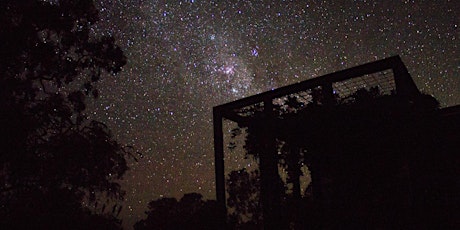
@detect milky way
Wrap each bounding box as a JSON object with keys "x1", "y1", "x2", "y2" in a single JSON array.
[{"x1": 85, "y1": 1, "x2": 458, "y2": 228}]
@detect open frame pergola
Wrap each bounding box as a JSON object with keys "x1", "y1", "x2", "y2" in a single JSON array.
[{"x1": 213, "y1": 56, "x2": 421, "y2": 228}]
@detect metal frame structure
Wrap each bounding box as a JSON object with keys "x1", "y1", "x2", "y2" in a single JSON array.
[{"x1": 213, "y1": 56, "x2": 421, "y2": 228}]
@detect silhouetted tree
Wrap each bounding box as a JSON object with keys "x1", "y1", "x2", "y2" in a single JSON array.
[
  {"x1": 225, "y1": 167, "x2": 290, "y2": 230},
  {"x1": 134, "y1": 193, "x2": 220, "y2": 230},
  {"x1": 232, "y1": 84, "x2": 447, "y2": 229},
  {"x1": 0, "y1": 0, "x2": 133, "y2": 229},
  {"x1": 226, "y1": 169, "x2": 262, "y2": 229}
]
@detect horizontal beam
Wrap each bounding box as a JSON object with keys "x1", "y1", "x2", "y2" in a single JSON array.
[{"x1": 215, "y1": 56, "x2": 418, "y2": 119}]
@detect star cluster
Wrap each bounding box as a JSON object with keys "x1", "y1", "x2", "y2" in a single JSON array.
[{"x1": 86, "y1": 0, "x2": 458, "y2": 228}]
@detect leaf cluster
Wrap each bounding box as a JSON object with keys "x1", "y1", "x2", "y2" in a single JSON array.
[
  {"x1": 0, "y1": 0, "x2": 132, "y2": 228},
  {"x1": 134, "y1": 193, "x2": 220, "y2": 230}
]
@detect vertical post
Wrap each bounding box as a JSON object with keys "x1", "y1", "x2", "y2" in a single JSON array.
[
  {"x1": 392, "y1": 56, "x2": 420, "y2": 99},
  {"x1": 322, "y1": 82, "x2": 334, "y2": 106},
  {"x1": 213, "y1": 107, "x2": 227, "y2": 228},
  {"x1": 290, "y1": 147, "x2": 301, "y2": 229},
  {"x1": 259, "y1": 98, "x2": 282, "y2": 229}
]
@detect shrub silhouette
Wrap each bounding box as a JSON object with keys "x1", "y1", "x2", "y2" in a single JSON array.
[{"x1": 0, "y1": 0, "x2": 134, "y2": 228}]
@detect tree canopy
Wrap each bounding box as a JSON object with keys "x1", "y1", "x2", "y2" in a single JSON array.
[
  {"x1": 229, "y1": 86, "x2": 449, "y2": 229},
  {"x1": 134, "y1": 193, "x2": 220, "y2": 230},
  {"x1": 0, "y1": 0, "x2": 132, "y2": 228}
]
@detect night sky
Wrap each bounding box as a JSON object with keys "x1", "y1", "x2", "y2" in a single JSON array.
[{"x1": 86, "y1": 0, "x2": 458, "y2": 228}]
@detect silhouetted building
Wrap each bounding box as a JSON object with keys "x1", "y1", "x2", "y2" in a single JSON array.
[{"x1": 214, "y1": 56, "x2": 459, "y2": 229}]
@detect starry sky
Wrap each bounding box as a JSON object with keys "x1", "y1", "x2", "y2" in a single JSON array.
[{"x1": 86, "y1": 0, "x2": 458, "y2": 228}]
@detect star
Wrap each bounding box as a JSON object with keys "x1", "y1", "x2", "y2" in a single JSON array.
[{"x1": 91, "y1": 1, "x2": 459, "y2": 228}]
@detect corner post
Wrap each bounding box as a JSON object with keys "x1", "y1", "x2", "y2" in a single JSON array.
[{"x1": 213, "y1": 107, "x2": 227, "y2": 228}]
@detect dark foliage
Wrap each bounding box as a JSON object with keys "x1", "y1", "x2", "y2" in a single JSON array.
[
  {"x1": 226, "y1": 169, "x2": 262, "y2": 229},
  {"x1": 231, "y1": 86, "x2": 459, "y2": 229},
  {"x1": 0, "y1": 0, "x2": 132, "y2": 228},
  {"x1": 134, "y1": 193, "x2": 221, "y2": 230}
]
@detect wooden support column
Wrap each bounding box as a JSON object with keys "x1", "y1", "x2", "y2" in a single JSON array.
[
  {"x1": 392, "y1": 56, "x2": 420, "y2": 99},
  {"x1": 259, "y1": 98, "x2": 283, "y2": 229},
  {"x1": 322, "y1": 82, "x2": 334, "y2": 106},
  {"x1": 213, "y1": 107, "x2": 227, "y2": 228}
]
